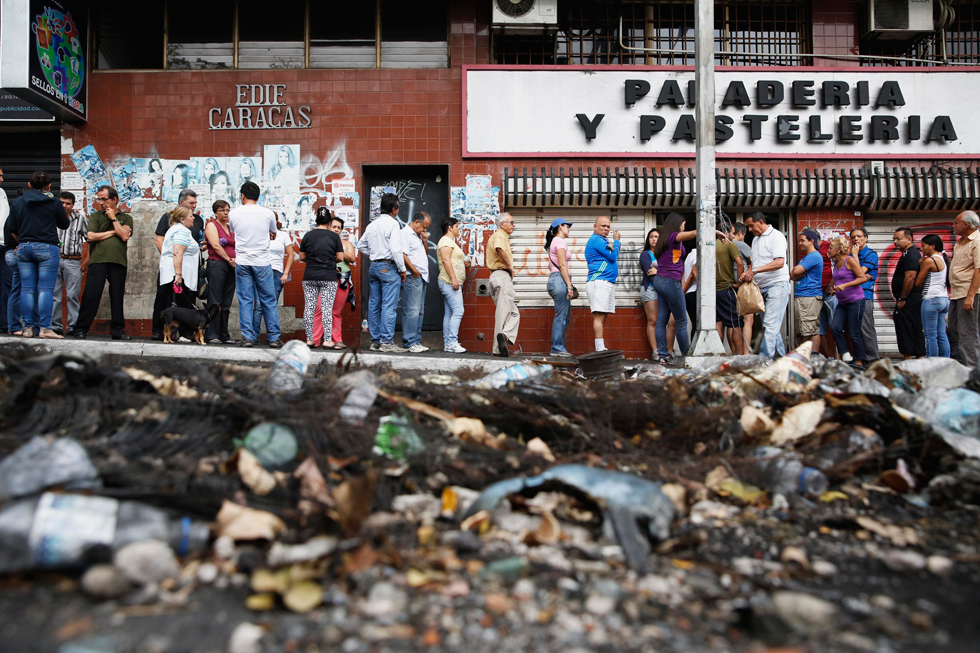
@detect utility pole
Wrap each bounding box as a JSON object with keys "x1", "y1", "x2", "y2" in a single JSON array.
[{"x1": 689, "y1": 0, "x2": 726, "y2": 357}]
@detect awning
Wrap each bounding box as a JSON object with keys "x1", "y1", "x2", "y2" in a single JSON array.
[{"x1": 502, "y1": 165, "x2": 980, "y2": 212}]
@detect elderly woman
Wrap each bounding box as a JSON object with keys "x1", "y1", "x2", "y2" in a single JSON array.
[
  {"x1": 300, "y1": 209, "x2": 345, "y2": 349},
  {"x1": 828, "y1": 236, "x2": 867, "y2": 366},
  {"x1": 159, "y1": 206, "x2": 201, "y2": 339},
  {"x1": 205, "y1": 199, "x2": 235, "y2": 344},
  {"x1": 438, "y1": 217, "x2": 468, "y2": 353}
]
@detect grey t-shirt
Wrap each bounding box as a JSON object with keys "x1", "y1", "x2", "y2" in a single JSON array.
[{"x1": 735, "y1": 240, "x2": 752, "y2": 267}]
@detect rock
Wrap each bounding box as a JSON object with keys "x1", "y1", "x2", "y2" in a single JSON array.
[
  {"x1": 780, "y1": 546, "x2": 810, "y2": 570},
  {"x1": 557, "y1": 578, "x2": 581, "y2": 593},
  {"x1": 197, "y1": 563, "x2": 219, "y2": 585},
  {"x1": 114, "y1": 540, "x2": 180, "y2": 585},
  {"x1": 773, "y1": 591, "x2": 839, "y2": 634},
  {"x1": 870, "y1": 594, "x2": 896, "y2": 611},
  {"x1": 584, "y1": 594, "x2": 616, "y2": 616},
  {"x1": 360, "y1": 624, "x2": 416, "y2": 641},
  {"x1": 442, "y1": 579, "x2": 470, "y2": 598},
  {"x1": 882, "y1": 550, "x2": 927, "y2": 572},
  {"x1": 689, "y1": 500, "x2": 739, "y2": 525},
  {"x1": 909, "y1": 611, "x2": 934, "y2": 631},
  {"x1": 213, "y1": 535, "x2": 236, "y2": 561},
  {"x1": 812, "y1": 560, "x2": 838, "y2": 577},
  {"x1": 591, "y1": 578, "x2": 623, "y2": 600},
  {"x1": 512, "y1": 579, "x2": 536, "y2": 601},
  {"x1": 391, "y1": 494, "x2": 441, "y2": 521},
  {"x1": 926, "y1": 555, "x2": 954, "y2": 578},
  {"x1": 358, "y1": 582, "x2": 407, "y2": 618},
  {"x1": 441, "y1": 530, "x2": 482, "y2": 553},
  {"x1": 484, "y1": 592, "x2": 514, "y2": 614},
  {"x1": 227, "y1": 622, "x2": 265, "y2": 653},
  {"x1": 81, "y1": 564, "x2": 132, "y2": 600}
]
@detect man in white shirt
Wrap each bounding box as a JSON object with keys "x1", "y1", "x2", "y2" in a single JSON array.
[
  {"x1": 400, "y1": 211, "x2": 431, "y2": 353},
  {"x1": 357, "y1": 193, "x2": 406, "y2": 352},
  {"x1": 229, "y1": 181, "x2": 282, "y2": 348},
  {"x1": 739, "y1": 212, "x2": 791, "y2": 358},
  {"x1": 0, "y1": 166, "x2": 11, "y2": 333}
]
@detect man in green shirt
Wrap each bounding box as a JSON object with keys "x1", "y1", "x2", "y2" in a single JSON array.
[
  {"x1": 716, "y1": 223, "x2": 746, "y2": 354},
  {"x1": 73, "y1": 185, "x2": 134, "y2": 340}
]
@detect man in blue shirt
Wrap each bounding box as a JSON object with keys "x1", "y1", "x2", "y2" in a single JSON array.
[
  {"x1": 791, "y1": 229, "x2": 824, "y2": 351},
  {"x1": 585, "y1": 216, "x2": 621, "y2": 352},
  {"x1": 850, "y1": 228, "x2": 879, "y2": 362}
]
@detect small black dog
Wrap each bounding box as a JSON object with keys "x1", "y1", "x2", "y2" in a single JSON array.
[{"x1": 161, "y1": 304, "x2": 222, "y2": 345}]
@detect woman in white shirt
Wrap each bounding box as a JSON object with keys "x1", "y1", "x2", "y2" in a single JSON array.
[
  {"x1": 252, "y1": 213, "x2": 294, "y2": 339},
  {"x1": 158, "y1": 206, "x2": 201, "y2": 339}
]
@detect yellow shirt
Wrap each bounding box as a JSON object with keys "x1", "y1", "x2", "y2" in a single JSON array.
[
  {"x1": 486, "y1": 229, "x2": 511, "y2": 271},
  {"x1": 438, "y1": 236, "x2": 466, "y2": 284},
  {"x1": 951, "y1": 230, "x2": 980, "y2": 300}
]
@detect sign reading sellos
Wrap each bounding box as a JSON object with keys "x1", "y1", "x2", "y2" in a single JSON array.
[{"x1": 464, "y1": 67, "x2": 979, "y2": 159}]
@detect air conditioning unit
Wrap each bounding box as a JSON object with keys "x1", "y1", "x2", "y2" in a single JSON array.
[
  {"x1": 492, "y1": 0, "x2": 558, "y2": 28},
  {"x1": 866, "y1": 0, "x2": 934, "y2": 40}
]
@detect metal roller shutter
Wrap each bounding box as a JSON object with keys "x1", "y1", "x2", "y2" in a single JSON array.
[
  {"x1": 0, "y1": 130, "x2": 61, "y2": 197},
  {"x1": 509, "y1": 209, "x2": 652, "y2": 309},
  {"x1": 864, "y1": 215, "x2": 957, "y2": 356}
]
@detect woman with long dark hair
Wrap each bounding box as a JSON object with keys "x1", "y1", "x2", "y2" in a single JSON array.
[
  {"x1": 545, "y1": 218, "x2": 574, "y2": 357},
  {"x1": 915, "y1": 234, "x2": 950, "y2": 357},
  {"x1": 652, "y1": 212, "x2": 697, "y2": 362},
  {"x1": 639, "y1": 228, "x2": 675, "y2": 357}
]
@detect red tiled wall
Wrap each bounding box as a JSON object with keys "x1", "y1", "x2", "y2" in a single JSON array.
[{"x1": 812, "y1": 0, "x2": 861, "y2": 67}]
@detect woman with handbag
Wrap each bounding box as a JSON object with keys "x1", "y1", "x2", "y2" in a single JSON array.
[
  {"x1": 158, "y1": 206, "x2": 201, "y2": 340},
  {"x1": 652, "y1": 213, "x2": 697, "y2": 363},
  {"x1": 204, "y1": 200, "x2": 236, "y2": 344},
  {"x1": 828, "y1": 236, "x2": 868, "y2": 366},
  {"x1": 545, "y1": 218, "x2": 575, "y2": 357}
]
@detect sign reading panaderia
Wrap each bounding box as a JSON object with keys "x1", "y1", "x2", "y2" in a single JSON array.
[
  {"x1": 464, "y1": 68, "x2": 976, "y2": 158},
  {"x1": 209, "y1": 85, "x2": 312, "y2": 130}
]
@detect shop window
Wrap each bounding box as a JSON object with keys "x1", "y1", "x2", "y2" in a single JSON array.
[
  {"x1": 862, "y1": 0, "x2": 980, "y2": 65},
  {"x1": 237, "y1": 0, "x2": 305, "y2": 69},
  {"x1": 380, "y1": 0, "x2": 449, "y2": 68},
  {"x1": 96, "y1": 1, "x2": 164, "y2": 69},
  {"x1": 309, "y1": 2, "x2": 376, "y2": 68},
  {"x1": 166, "y1": 0, "x2": 234, "y2": 69},
  {"x1": 493, "y1": 0, "x2": 810, "y2": 66}
]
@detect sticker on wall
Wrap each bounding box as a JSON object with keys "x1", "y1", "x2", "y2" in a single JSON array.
[
  {"x1": 70, "y1": 145, "x2": 108, "y2": 186},
  {"x1": 263, "y1": 145, "x2": 300, "y2": 195},
  {"x1": 331, "y1": 178, "x2": 355, "y2": 195},
  {"x1": 369, "y1": 186, "x2": 397, "y2": 220},
  {"x1": 333, "y1": 206, "x2": 358, "y2": 230},
  {"x1": 110, "y1": 161, "x2": 143, "y2": 204},
  {"x1": 189, "y1": 184, "x2": 212, "y2": 217},
  {"x1": 61, "y1": 172, "x2": 83, "y2": 191}
]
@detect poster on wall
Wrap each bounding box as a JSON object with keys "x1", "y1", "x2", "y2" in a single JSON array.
[
  {"x1": 110, "y1": 161, "x2": 143, "y2": 203},
  {"x1": 225, "y1": 156, "x2": 261, "y2": 197},
  {"x1": 163, "y1": 160, "x2": 197, "y2": 202},
  {"x1": 450, "y1": 174, "x2": 500, "y2": 266},
  {"x1": 263, "y1": 145, "x2": 300, "y2": 195},
  {"x1": 70, "y1": 145, "x2": 108, "y2": 186},
  {"x1": 190, "y1": 157, "x2": 225, "y2": 186},
  {"x1": 130, "y1": 157, "x2": 165, "y2": 199}
]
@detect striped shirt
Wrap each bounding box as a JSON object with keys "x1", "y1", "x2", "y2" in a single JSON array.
[{"x1": 58, "y1": 210, "x2": 88, "y2": 257}]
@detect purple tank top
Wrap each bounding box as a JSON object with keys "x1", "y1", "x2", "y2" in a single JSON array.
[{"x1": 833, "y1": 256, "x2": 864, "y2": 304}]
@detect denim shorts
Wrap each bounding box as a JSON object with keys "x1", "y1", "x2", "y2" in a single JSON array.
[{"x1": 640, "y1": 285, "x2": 658, "y2": 303}]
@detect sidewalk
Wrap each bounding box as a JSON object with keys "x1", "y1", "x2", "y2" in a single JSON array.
[{"x1": 0, "y1": 333, "x2": 528, "y2": 374}]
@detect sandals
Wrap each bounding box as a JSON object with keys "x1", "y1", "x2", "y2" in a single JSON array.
[
  {"x1": 207, "y1": 338, "x2": 222, "y2": 345},
  {"x1": 322, "y1": 342, "x2": 345, "y2": 350},
  {"x1": 39, "y1": 328, "x2": 63, "y2": 339},
  {"x1": 22, "y1": 330, "x2": 34, "y2": 339}
]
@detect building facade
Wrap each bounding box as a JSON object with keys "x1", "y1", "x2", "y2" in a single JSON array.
[{"x1": 2, "y1": 0, "x2": 979, "y2": 356}]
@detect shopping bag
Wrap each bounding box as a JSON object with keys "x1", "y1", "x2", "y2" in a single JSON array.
[{"x1": 737, "y1": 280, "x2": 765, "y2": 316}]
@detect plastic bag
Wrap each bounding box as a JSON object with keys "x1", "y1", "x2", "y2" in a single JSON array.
[{"x1": 737, "y1": 280, "x2": 765, "y2": 316}]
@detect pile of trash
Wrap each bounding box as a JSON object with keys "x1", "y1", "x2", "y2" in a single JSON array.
[{"x1": 0, "y1": 340, "x2": 978, "y2": 652}]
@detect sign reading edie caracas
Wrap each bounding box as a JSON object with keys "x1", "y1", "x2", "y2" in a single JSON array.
[
  {"x1": 464, "y1": 67, "x2": 978, "y2": 159},
  {"x1": 209, "y1": 85, "x2": 312, "y2": 131}
]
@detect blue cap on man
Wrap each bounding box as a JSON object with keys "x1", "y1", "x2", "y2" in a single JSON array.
[{"x1": 550, "y1": 217, "x2": 572, "y2": 229}]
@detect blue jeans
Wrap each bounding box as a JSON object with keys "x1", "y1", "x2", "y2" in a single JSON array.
[
  {"x1": 16, "y1": 243, "x2": 60, "y2": 330},
  {"x1": 759, "y1": 280, "x2": 790, "y2": 358},
  {"x1": 438, "y1": 278, "x2": 464, "y2": 348},
  {"x1": 236, "y1": 264, "x2": 280, "y2": 343},
  {"x1": 831, "y1": 300, "x2": 866, "y2": 362},
  {"x1": 0, "y1": 246, "x2": 11, "y2": 331},
  {"x1": 5, "y1": 248, "x2": 24, "y2": 332},
  {"x1": 252, "y1": 273, "x2": 283, "y2": 338},
  {"x1": 548, "y1": 272, "x2": 571, "y2": 354},
  {"x1": 401, "y1": 275, "x2": 426, "y2": 347},
  {"x1": 921, "y1": 297, "x2": 951, "y2": 358},
  {"x1": 819, "y1": 293, "x2": 837, "y2": 337},
  {"x1": 368, "y1": 261, "x2": 401, "y2": 344},
  {"x1": 654, "y1": 275, "x2": 689, "y2": 356}
]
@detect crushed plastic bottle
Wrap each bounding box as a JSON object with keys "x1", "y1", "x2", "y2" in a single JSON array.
[
  {"x1": 0, "y1": 493, "x2": 210, "y2": 573},
  {"x1": 0, "y1": 436, "x2": 101, "y2": 500},
  {"x1": 240, "y1": 423, "x2": 298, "y2": 468},
  {"x1": 468, "y1": 363, "x2": 555, "y2": 390},
  {"x1": 748, "y1": 446, "x2": 829, "y2": 496},
  {"x1": 373, "y1": 414, "x2": 426, "y2": 459},
  {"x1": 268, "y1": 340, "x2": 310, "y2": 396},
  {"x1": 361, "y1": 319, "x2": 369, "y2": 332},
  {"x1": 337, "y1": 370, "x2": 379, "y2": 424}
]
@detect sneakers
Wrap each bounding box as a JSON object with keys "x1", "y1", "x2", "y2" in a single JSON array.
[
  {"x1": 268, "y1": 340, "x2": 283, "y2": 349},
  {"x1": 841, "y1": 352, "x2": 853, "y2": 363},
  {"x1": 445, "y1": 343, "x2": 467, "y2": 354},
  {"x1": 370, "y1": 342, "x2": 381, "y2": 351},
  {"x1": 380, "y1": 343, "x2": 407, "y2": 353},
  {"x1": 241, "y1": 340, "x2": 254, "y2": 348},
  {"x1": 406, "y1": 344, "x2": 427, "y2": 353},
  {"x1": 495, "y1": 333, "x2": 509, "y2": 357},
  {"x1": 551, "y1": 350, "x2": 574, "y2": 358}
]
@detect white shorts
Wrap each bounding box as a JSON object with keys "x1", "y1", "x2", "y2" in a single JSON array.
[{"x1": 586, "y1": 279, "x2": 616, "y2": 314}]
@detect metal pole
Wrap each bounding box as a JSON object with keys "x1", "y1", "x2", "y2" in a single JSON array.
[{"x1": 689, "y1": 0, "x2": 726, "y2": 357}]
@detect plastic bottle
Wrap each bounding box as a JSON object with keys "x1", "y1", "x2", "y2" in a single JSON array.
[
  {"x1": 468, "y1": 363, "x2": 555, "y2": 390},
  {"x1": 749, "y1": 446, "x2": 829, "y2": 496},
  {"x1": 268, "y1": 340, "x2": 310, "y2": 396},
  {"x1": 0, "y1": 493, "x2": 211, "y2": 573},
  {"x1": 361, "y1": 319, "x2": 369, "y2": 333},
  {"x1": 374, "y1": 415, "x2": 426, "y2": 459},
  {"x1": 0, "y1": 436, "x2": 100, "y2": 500},
  {"x1": 337, "y1": 370, "x2": 379, "y2": 424}
]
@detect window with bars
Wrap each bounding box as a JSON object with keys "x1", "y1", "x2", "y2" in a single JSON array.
[
  {"x1": 862, "y1": 0, "x2": 980, "y2": 65},
  {"x1": 492, "y1": 0, "x2": 811, "y2": 66}
]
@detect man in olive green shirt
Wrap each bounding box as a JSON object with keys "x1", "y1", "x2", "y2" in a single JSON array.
[
  {"x1": 73, "y1": 185, "x2": 134, "y2": 340},
  {"x1": 716, "y1": 224, "x2": 746, "y2": 354}
]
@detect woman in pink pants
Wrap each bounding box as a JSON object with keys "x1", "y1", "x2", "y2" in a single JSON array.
[{"x1": 312, "y1": 210, "x2": 356, "y2": 346}]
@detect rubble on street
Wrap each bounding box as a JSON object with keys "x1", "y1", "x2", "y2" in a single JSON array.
[{"x1": 0, "y1": 340, "x2": 979, "y2": 652}]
